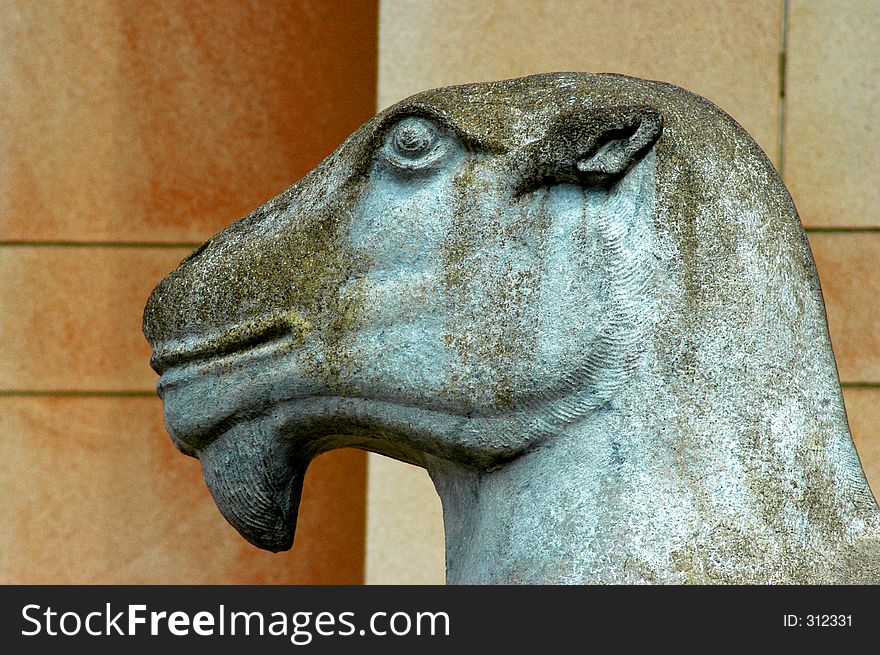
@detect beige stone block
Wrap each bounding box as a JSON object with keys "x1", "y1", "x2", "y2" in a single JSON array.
[
  {"x1": 785, "y1": 1, "x2": 880, "y2": 227},
  {"x1": 365, "y1": 455, "x2": 445, "y2": 584},
  {"x1": 379, "y1": 0, "x2": 782, "y2": 165},
  {"x1": 809, "y1": 233, "x2": 880, "y2": 383},
  {"x1": 0, "y1": 397, "x2": 365, "y2": 583}
]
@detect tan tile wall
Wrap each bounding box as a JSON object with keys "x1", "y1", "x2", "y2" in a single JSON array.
[
  {"x1": 783, "y1": 0, "x2": 880, "y2": 508},
  {"x1": 809, "y1": 234, "x2": 880, "y2": 383},
  {"x1": 0, "y1": 1, "x2": 378, "y2": 583},
  {"x1": 367, "y1": 0, "x2": 880, "y2": 583},
  {"x1": 788, "y1": 0, "x2": 880, "y2": 507},
  {"x1": 785, "y1": 0, "x2": 879, "y2": 228}
]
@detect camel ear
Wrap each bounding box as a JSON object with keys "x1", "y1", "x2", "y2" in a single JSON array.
[{"x1": 576, "y1": 109, "x2": 663, "y2": 182}]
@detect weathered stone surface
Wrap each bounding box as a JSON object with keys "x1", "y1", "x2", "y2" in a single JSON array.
[{"x1": 144, "y1": 73, "x2": 880, "y2": 583}]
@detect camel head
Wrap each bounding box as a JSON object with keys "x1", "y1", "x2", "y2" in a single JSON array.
[{"x1": 144, "y1": 73, "x2": 880, "y2": 582}]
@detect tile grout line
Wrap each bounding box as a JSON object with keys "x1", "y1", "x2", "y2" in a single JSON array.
[
  {"x1": 777, "y1": 0, "x2": 789, "y2": 179},
  {"x1": 804, "y1": 227, "x2": 880, "y2": 234},
  {"x1": 0, "y1": 241, "x2": 201, "y2": 249},
  {"x1": 0, "y1": 390, "x2": 158, "y2": 397}
]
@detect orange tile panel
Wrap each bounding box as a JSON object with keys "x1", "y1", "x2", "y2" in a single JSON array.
[
  {"x1": 0, "y1": 246, "x2": 190, "y2": 391},
  {"x1": 0, "y1": 396, "x2": 366, "y2": 583},
  {"x1": 0, "y1": 0, "x2": 379, "y2": 242},
  {"x1": 809, "y1": 233, "x2": 880, "y2": 384}
]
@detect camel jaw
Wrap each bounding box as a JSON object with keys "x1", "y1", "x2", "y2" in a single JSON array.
[{"x1": 150, "y1": 327, "x2": 530, "y2": 552}]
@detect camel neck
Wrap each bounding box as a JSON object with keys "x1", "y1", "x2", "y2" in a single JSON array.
[
  {"x1": 428, "y1": 413, "x2": 628, "y2": 584},
  {"x1": 426, "y1": 405, "x2": 880, "y2": 584}
]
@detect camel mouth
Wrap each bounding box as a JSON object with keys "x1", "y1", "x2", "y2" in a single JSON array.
[
  {"x1": 150, "y1": 311, "x2": 323, "y2": 459},
  {"x1": 149, "y1": 312, "x2": 307, "y2": 376}
]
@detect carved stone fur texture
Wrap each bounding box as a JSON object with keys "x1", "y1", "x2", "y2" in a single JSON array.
[{"x1": 144, "y1": 73, "x2": 880, "y2": 583}]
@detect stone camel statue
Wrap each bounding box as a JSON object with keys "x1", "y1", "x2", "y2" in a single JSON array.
[{"x1": 143, "y1": 72, "x2": 880, "y2": 583}]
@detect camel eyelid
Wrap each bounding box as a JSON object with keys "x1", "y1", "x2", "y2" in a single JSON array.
[
  {"x1": 374, "y1": 106, "x2": 455, "y2": 144},
  {"x1": 375, "y1": 113, "x2": 460, "y2": 173},
  {"x1": 373, "y1": 106, "x2": 495, "y2": 159}
]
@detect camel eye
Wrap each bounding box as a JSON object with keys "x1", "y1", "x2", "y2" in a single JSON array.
[
  {"x1": 381, "y1": 116, "x2": 453, "y2": 172},
  {"x1": 393, "y1": 118, "x2": 435, "y2": 155}
]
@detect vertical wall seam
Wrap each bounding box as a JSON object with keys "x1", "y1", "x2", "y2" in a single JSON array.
[
  {"x1": 375, "y1": 0, "x2": 386, "y2": 112},
  {"x1": 366, "y1": 0, "x2": 385, "y2": 584},
  {"x1": 778, "y1": 0, "x2": 790, "y2": 178}
]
